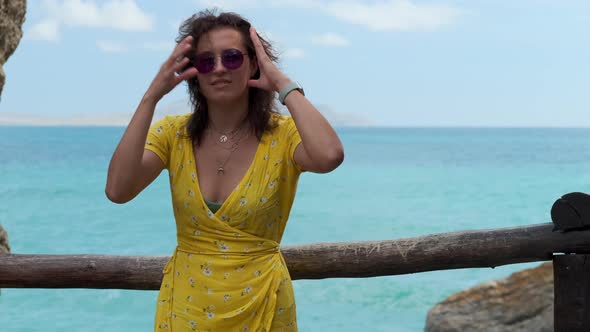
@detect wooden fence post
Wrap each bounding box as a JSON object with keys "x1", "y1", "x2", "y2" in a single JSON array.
[{"x1": 553, "y1": 254, "x2": 590, "y2": 331}]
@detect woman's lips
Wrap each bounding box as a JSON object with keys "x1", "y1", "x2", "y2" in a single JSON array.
[{"x1": 211, "y1": 79, "x2": 231, "y2": 86}]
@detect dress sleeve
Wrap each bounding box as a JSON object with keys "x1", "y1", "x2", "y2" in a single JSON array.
[
  {"x1": 145, "y1": 116, "x2": 172, "y2": 169},
  {"x1": 283, "y1": 116, "x2": 303, "y2": 173}
]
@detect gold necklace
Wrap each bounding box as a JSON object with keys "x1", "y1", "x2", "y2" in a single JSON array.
[
  {"x1": 214, "y1": 130, "x2": 251, "y2": 175},
  {"x1": 207, "y1": 118, "x2": 251, "y2": 175},
  {"x1": 211, "y1": 125, "x2": 249, "y2": 152},
  {"x1": 209, "y1": 118, "x2": 248, "y2": 144}
]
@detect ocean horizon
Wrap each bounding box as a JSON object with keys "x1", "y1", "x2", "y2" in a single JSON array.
[{"x1": 2, "y1": 109, "x2": 589, "y2": 128}]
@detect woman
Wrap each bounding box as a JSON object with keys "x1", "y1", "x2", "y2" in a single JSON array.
[{"x1": 106, "y1": 10, "x2": 343, "y2": 331}]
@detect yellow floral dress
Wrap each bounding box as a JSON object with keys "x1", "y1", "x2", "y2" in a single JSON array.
[{"x1": 145, "y1": 112, "x2": 302, "y2": 332}]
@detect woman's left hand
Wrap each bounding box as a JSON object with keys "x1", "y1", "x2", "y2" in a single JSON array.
[{"x1": 248, "y1": 27, "x2": 291, "y2": 93}]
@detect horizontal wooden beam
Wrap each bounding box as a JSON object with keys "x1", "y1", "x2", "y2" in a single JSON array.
[{"x1": 1, "y1": 223, "x2": 589, "y2": 290}]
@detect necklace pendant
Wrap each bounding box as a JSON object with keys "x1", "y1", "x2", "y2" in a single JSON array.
[
  {"x1": 219, "y1": 135, "x2": 228, "y2": 143},
  {"x1": 217, "y1": 167, "x2": 225, "y2": 175}
]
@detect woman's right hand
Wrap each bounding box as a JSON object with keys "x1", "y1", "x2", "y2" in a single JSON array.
[{"x1": 144, "y1": 35, "x2": 199, "y2": 102}]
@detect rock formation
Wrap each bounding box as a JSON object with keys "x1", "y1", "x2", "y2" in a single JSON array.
[
  {"x1": 0, "y1": 1, "x2": 26, "y2": 290},
  {"x1": 0, "y1": 224, "x2": 8, "y2": 294},
  {"x1": 0, "y1": 224, "x2": 9, "y2": 253},
  {"x1": 0, "y1": 0, "x2": 26, "y2": 97},
  {"x1": 425, "y1": 262, "x2": 553, "y2": 332}
]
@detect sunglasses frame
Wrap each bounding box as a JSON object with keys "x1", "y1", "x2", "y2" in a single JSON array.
[{"x1": 191, "y1": 48, "x2": 250, "y2": 74}]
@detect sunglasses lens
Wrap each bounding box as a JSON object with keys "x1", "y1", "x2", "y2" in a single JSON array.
[
  {"x1": 194, "y1": 53, "x2": 215, "y2": 74},
  {"x1": 221, "y1": 49, "x2": 244, "y2": 70}
]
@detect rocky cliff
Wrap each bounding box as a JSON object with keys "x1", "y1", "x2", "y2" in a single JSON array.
[
  {"x1": 425, "y1": 262, "x2": 553, "y2": 332},
  {"x1": 0, "y1": 0, "x2": 26, "y2": 97},
  {"x1": 0, "y1": 0, "x2": 26, "y2": 260},
  {"x1": 0, "y1": 225, "x2": 9, "y2": 253}
]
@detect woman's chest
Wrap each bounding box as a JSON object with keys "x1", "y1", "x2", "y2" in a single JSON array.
[
  {"x1": 193, "y1": 135, "x2": 260, "y2": 203},
  {"x1": 166, "y1": 132, "x2": 298, "y2": 241}
]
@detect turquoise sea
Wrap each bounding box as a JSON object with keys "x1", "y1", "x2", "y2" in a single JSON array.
[{"x1": 1, "y1": 125, "x2": 590, "y2": 331}]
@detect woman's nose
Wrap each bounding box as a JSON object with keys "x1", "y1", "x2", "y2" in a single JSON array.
[{"x1": 211, "y1": 57, "x2": 228, "y2": 73}]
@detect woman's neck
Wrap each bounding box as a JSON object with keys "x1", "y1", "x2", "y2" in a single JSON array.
[{"x1": 207, "y1": 97, "x2": 249, "y2": 132}]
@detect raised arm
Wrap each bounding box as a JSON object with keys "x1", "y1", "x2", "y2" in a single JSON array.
[
  {"x1": 105, "y1": 36, "x2": 199, "y2": 203},
  {"x1": 247, "y1": 27, "x2": 344, "y2": 173}
]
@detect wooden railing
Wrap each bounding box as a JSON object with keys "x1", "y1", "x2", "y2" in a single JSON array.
[{"x1": 1, "y1": 222, "x2": 589, "y2": 331}]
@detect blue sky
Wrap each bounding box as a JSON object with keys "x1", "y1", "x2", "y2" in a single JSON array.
[{"x1": 1, "y1": 0, "x2": 589, "y2": 127}]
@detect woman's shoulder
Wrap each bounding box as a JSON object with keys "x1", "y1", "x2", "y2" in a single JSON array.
[
  {"x1": 268, "y1": 112, "x2": 295, "y2": 135},
  {"x1": 153, "y1": 113, "x2": 192, "y2": 134},
  {"x1": 269, "y1": 112, "x2": 292, "y2": 124},
  {"x1": 156, "y1": 113, "x2": 191, "y2": 126}
]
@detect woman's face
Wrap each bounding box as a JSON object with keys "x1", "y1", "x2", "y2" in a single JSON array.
[{"x1": 194, "y1": 27, "x2": 257, "y2": 104}]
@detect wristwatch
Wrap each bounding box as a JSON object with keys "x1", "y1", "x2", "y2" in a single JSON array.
[{"x1": 278, "y1": 81, "x2": 304, "y2": 105}]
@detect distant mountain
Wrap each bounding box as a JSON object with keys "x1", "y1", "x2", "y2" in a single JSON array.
[
  {"x1": 0, "y1": 99, "x2": 373, "y2": 127},
  {"x1": 0, "y1": 112, "x2": 133, "y2": 126},
  {"x1": 155, "y1": 99, "x2": 374, "y2": 127},
  {"x1": 311, "y1": 104, "x2": 374, "y2": 127}
]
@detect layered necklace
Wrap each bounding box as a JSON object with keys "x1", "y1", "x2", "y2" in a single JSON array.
[{"x1": 208, "y1": 118, "x2": 251, "y2": 175}]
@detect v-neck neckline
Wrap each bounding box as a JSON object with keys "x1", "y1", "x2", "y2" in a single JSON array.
[{"x1": 189, "y1": 131, "x2": 265, "y2": 219}]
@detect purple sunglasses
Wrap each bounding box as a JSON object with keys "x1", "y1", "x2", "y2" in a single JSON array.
[{"x1": 191, "y1": 48, "x2": 249, "y2": 74}]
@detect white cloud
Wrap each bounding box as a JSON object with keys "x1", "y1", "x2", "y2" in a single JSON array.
[
  {"x1": 44, "y1": 0, "x2": 154, "y2": 31},
  {"x1": 28, "y1": 0, "x2": 154, "y2": 42},
  {"x1": 197, "y1": 0, "x2": 461, "y2": 31},
  {"x1": 324, "y1": 0, "x2": 462, "y2": 31},
  {"x1": 26, "y1": 19, "x2": 60, "y2": 42},
  {"x1": 96, "y1": 40, "x2": 128, "y2": 53},
  {"x1": 311, "y1": 33, "x2": 350, "y2": 47},
  {"x1": 282, "y1": 48, "x2": 306, "y2": 59}
]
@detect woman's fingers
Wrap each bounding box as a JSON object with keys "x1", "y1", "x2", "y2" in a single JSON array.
[
  {"x1": 174, "y1": 57, "x2": 198, "y2": 81},
  {"x1": 248, "y1": 27, "x2": 289, "y2": 92},
  {"x1": 168, "y1": 36, "x2": 193, "y2": 67},
  {"x1": 249, "y1": 27, "x2": 269, "y2": 63},
  {"x1": 173, "y1": 56, "x2": 191, "y2": 74},
  {"x1": 168, "y1": 36, "x2": 198, "y2": 82},
  {"x1": 247, "y1": 78, "x2": 263, "y2": 89},
  {"x1": 146, "y1": 36, "x2": 197, "y2": 101},
  {"x1": 176, "y1": 66, "x2": 199, "y2": 82}
]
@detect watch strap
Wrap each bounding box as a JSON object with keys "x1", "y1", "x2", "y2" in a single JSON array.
[{"x1": 278, "y1": 81, "x2": 304, "y2": 105}]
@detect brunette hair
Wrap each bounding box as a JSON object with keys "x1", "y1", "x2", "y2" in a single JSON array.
[{"x1": 176, "y1": 9, "x2": 279, "y2": 145}]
